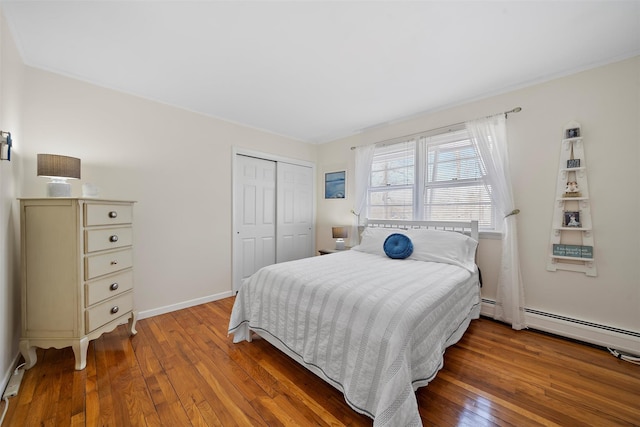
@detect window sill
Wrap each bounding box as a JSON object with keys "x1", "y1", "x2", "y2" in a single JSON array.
[{"x1": 479, "y1": 231, "x2": 503, "y2": 240}]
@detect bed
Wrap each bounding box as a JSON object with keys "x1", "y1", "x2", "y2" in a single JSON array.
[{"x1": 228, "y1": 220, "x2": 481, "y2": 426}]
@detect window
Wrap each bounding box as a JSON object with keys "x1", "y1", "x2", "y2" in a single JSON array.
[
  {"x1": 368, "y1": 140, "x2": 415, "y2": 220},
  {"x1": 366, "y1": 128, "x2": 497, "y2": 230}
]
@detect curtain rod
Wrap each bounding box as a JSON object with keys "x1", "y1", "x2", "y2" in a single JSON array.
[{"x1": 350, "y1": 106, "x2": 522, "y2": 150}]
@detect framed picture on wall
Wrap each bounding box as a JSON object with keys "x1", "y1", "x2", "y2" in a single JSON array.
[{"x1": 325, "y1": 171, "x2": 346, "y2": 199}]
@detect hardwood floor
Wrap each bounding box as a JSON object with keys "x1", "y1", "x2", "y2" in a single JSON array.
[{"x1": 3, "y1": 297, "x2": 640, "y2": 426}]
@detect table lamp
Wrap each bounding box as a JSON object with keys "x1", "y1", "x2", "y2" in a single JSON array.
[
  {"x1": 37, "y1": 154, "x2": 81, "y2": 197},
  {"x1": 332, "y1": 226, "x2": 348, "y2": 250}
]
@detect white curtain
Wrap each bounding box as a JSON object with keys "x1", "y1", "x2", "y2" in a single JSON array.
[
  {"x1": 350, "y1": 145, "x2": 375, "y2": 246},
  {"x1": 466, "y1": 115, "x2": 526, "y2": 330}
]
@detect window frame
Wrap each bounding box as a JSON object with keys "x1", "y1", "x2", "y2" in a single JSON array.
[
  {"x1": 367, "y1": 138, "x2": 417, "y2": 221},
  {"x1": 366, "y1": 126, "x2": 500, "y2": 233}
]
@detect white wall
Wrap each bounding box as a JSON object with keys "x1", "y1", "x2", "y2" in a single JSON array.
[
  {"x1": 0, "y1": 10, "x2": 24, "y2": 393},
  {"x1": 17, "y1": 67, "x2": 317, "y2": 318},
  {"x1": 317, "y1": 57, "x2": 640, "y2": 346}
]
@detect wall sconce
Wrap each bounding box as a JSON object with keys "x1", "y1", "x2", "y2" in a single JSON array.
[
  {"x1": 37, "y1": 154, "x2": 81, "y2": 197},
  {"x1": 0, "y1": 131, "x2": 12, "y2": 161},
  {"x1": 332, "y1": 226, "x2": 348, "y2": 250}
]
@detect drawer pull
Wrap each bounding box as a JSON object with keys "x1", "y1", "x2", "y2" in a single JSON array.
[
  {"x1": 110, "y1": 283, "x2": 119, "y2": 291},
  {"x1": 109, "y1": 235, "x2": 119, "y2": 243},
  {"x1": 110, "y1": 261, "x2": 118, "y2": 265},
  {"x1": 111, "y1": 306, "x2": 119, "y2": 314},
  {"x1": 108, "y1": 211, "x2": 118, "y2": 218}
]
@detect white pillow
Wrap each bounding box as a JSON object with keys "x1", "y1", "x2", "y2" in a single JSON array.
[
  {"x1": 352, "y1": 227, "x2": 408, "y2": 256},
  {"x1": 405, "y1": 228, "x2": 478, "y2": 272}
]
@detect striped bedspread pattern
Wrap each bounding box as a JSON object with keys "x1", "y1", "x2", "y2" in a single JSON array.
[{"x1": 228, "y1": 250, "x2": 481, "y2": 426}]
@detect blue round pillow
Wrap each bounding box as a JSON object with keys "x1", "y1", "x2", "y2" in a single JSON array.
[{"x1": 383, "y1": 233, "x2": 413, "y2": 259}]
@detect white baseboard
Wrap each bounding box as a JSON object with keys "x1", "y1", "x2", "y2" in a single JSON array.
[
  {"x1": 138, "y1": 290, "x2": 234, "y2": 320},
  {"x1": 1, "y1": 353, "x2": 23, "y2": 400},
  {"x1": 481, "y1": 299, "x2": 640, "y2": 355}
]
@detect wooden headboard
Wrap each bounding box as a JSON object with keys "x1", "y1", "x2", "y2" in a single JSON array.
[{"x1": 364, "y1": 219, "x2": 479, "y2": 241}]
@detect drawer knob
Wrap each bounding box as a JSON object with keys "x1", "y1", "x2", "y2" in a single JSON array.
[
  {"x1": 111, "y1": 306, "x2": 119, "y2": 314},
  {"x1": 108, "y1": 211, "x2": 118, "y2": 218},
  {"x1": 110, "y1": 261, "x2": 118, "y2": 265},
  {"x1": 109, "y1": 235, "x2": 119, "y2": 243},
  {"x1": 110, "y1": 283, "x2": 119, "y2": 291}
]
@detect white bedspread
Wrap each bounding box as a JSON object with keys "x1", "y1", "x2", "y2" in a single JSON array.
[{"x1": 228, "y1": 250, "x2": 481, "y2": 426}]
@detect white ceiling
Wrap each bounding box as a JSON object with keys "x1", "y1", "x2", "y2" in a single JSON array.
[{"x1": 1, "y1": 1, "x2": 639, "y2": 143}]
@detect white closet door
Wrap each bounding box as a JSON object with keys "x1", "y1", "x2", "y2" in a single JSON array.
[
  {"x1": 233, "y1": 155, "x2": 276, "y2": 292},
  {"x1": 277, "y1": 162, "x2": 314, "y2": 263}
]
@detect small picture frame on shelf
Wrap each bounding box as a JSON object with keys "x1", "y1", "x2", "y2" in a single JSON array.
[
  {"x1": 565, "y1": 128, "x2": 580, "y2": 138},
  {"x1": 553, "y1": 244, "x2": 593, "y2": 259},
  {"x1": 566, "y1": 159, "x2": 581, "y2": 168},
  {"x1": 563, "y1": 211, "x2": 581, "y2": 227}
]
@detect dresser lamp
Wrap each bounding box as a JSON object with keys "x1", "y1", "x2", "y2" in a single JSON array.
[
  {"x1": 37, "y1": 154, "x2": 81, "y2": 197},
  {"x1": 332, "y1": 226, "x2": 348, "y2": 250}
]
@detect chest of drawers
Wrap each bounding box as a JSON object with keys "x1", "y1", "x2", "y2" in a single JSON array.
[{"x1": 19, "y1": 198, "x2": 137, "y2": 370}]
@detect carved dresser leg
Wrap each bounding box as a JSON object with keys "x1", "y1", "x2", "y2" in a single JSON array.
[
  {"x1": 19, "y1": 340, "x2": 37, "y2": 369},
  {"x1": 128, "y1": 311, "x2": 138, "y2": 336},
  {"x1": 72, "y1": 338, "x2": 89, "y2": 370}
]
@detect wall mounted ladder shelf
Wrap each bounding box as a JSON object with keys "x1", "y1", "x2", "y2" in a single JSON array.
[{"x1": 547, "y1": 121, "x2": 597, "y2": 277}]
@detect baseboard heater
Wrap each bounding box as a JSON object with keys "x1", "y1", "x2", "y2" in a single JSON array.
[{"x1": 481, "y1": 298, "x2": 640, "y2": 355}]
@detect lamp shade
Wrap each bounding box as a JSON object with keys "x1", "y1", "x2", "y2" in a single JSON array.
[
  {"x1": 332, "y1": 227, "x2": 348, "y2": 239},
  {"x1": 37, "y1": 154, "x2": 81, "y2": 179}
]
